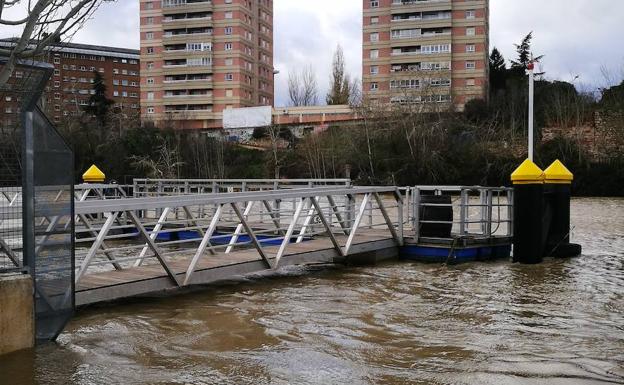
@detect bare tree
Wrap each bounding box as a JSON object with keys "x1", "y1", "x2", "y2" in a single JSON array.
[
  {"x1": 287, "y1": 65, "x2": 318, "y2": 106},
  {"x1": 0, "y1": 0, "x2": 113, "y2": 87}
]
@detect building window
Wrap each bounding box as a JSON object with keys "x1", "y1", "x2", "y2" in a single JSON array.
[
  {"x1": 54, "y1": 69, "x2": 60, "y2": 76},
  {"x1": 466, "y1": 78, "x2": 476, "y2": 86},
  {"x1": 226, "y1": 89, "x2": 233, "y2": 97},
  {"x1": 113, "y1": 91, "x2": 119, "y2": 97},
  {"x1": 54, "y1": 81, "x2": 60, "y2": 88},
  {"x1": 225, "y1": 26, "x2": 232, "y2": 35},
  {"x1": 147, "y1": 62, "x2": 154, "y2": 69},
  {"x1": 146, "y1": 17, "x2": 154, "y2": 24},
  {"x1": 370, "y1": 65, "x2": 379, "y2": 75},
  {"x1": 466, "y1": 27, "x2": 476, "y2": 36},
  {"x1": 225, "y1": 58, "x2": 233, "y2": 66},
  {"x1": 371, "y1": 16, "x2": 379, "y2": 24},
  {"x1": 370, "y1": 82, "x2": 378, "y2": 91},
  {"x1": 147, "y1": 107, "x2": 155, "y2": 114},
  {"x1": 147, "y1": 47, "x2": 154, "y2": 54},
  {"x1": 466, "y1": 61, "x2": 476, "y2": 70},
  {"x1": 146, "y1": 32, "x2": 154, "y2": 40},
  {"x1": 225, "y1": 43, "x2": 233, "y2": 51},
  {"x1": 466, "y1": 44, "x2": 476, "y2": 53},
  {"x1": 466, "y1": 10, "x2": 476, "y2": 19},
  {"x1": 225, "y1": 11, "x2": 233, "y2": 19},
  {"x1": 225, "y1": 73, "x2": 233, "y2": 81},
  {"x1": 370, "y1": 49, "x2": 379, "y2": 59},
  {"x1": 53, "y1": 57, "x2": 61, "y2": 64},
  {"x1": 370, "y1": 32, "x2": 379, "y2": 42},
  {"x1": 145, "y1": 2, "x2": 153, "y2": 10},
  {"x1": 147, "y1": 78, "x2": 155, "y2": 85},
  {"x1": 370, "y1": 0, "x2": 379, "y2": 7}
]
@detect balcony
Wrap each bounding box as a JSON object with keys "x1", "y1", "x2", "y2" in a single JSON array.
[
  {"x1": 163, "y1": 75, "x2": 212, "y2": 84},
  {"x1": 163, "y1": 12, "x2": 212, "y2": 23},
  {"x1": 391, "y1": 27, "x2": 451, "y2": 40},
  {"x1": 163, "y1": 56, "x2": 212, "y2": 69},
  {"x1": 163, "y1": 27, "x2": 213, "y2": 40},
  {"x1": 162, "y1": 0, "x2": 212, "y2": 8},
  {"x1": 392, "y1": 0, "x2": 448, "y2": 5},
  {"x1": 391, "y1": 44, "x2": 450, "y2": 56},
  {"x1": 391, "y1": 11, "x2": 451, "y2": 22}
]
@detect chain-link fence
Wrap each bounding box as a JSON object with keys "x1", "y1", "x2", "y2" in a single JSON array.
[{"x1": 1, "y1": 57, "x2": 75, "y2": 341}]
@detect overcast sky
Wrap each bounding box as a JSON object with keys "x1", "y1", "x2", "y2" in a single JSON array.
[{"x1": 4, "y1": 0, "x2": 624, "y2": 106}]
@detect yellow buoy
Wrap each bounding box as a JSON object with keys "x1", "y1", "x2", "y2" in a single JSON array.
[
  {"x1": 82, "y1": 165, "x2": 105, "y2": 183},
  {"x1": 511, "y1": 159, "x2": 544, "y2": 185},
  {"x1": 543, "y1": 160, "x2": 573, "y2": 184}
]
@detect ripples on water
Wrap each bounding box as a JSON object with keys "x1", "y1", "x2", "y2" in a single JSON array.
[{"x1": 1, "y1": 198, "x2": 623, "y2": 385}]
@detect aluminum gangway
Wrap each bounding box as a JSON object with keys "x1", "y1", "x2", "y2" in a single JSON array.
[{"x1": 72, "y1": 186, "x2": 403, "y2": 305}]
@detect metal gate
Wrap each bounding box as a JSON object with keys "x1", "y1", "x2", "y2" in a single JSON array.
[{"x1": 1, "y1": 58, "x2": 75, "y2": 341}]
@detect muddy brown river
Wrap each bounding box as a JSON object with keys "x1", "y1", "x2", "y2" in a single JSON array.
[{"x1": 1, "y1": 198, "x2": 623, "y2": 384}]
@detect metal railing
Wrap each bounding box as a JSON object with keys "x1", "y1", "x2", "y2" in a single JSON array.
[
  {"x1": 132, "y1": 178, "x2": 351, "y2": 198},
  {"x1": 405, "y1": 186, "x2": 513, "y2": 242},
  {"x1": 73, "y1": 186, "x2": 403, "y2": 287}
]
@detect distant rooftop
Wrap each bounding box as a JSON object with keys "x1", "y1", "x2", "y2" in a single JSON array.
[{"x1": 0, "y1": 38, "x2": 139, "y2": 58}]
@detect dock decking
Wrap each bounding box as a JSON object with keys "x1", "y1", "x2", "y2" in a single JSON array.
[{"x1": 76, "y1": 231, "x2": 397, "y2": 306}]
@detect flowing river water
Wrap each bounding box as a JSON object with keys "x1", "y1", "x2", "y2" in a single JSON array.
[{"x1": 1, "y1": 198, "x2": 623, "y2": 385}]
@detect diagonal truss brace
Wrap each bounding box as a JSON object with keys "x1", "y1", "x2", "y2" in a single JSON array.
[
  {"x1": 184, "y1": 204, "x2": 223, "y2": 285},
  {"x1": 230, "y1": 202, "x2": 273, "y2": 269}
]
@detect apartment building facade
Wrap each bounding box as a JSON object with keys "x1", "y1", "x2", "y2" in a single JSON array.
[
  {"x1": 140, "y1": 0, "x2": 274, "y2": 130},
  {"x1": 0, "y1": 40, "x2": 140, "y2": 125},
  {"x1": 362, "y1": 0, "x2": 489, "y2": 110}
]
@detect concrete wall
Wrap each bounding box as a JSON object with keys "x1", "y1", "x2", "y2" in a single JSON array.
[{"x1": 0, "y1": 273, "x2": 34, "y2": 356}]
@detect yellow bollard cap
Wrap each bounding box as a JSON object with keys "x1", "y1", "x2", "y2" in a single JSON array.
[
  {"x1": 544, "y1": 159, "x2": 573, "y2": 184},
  {"x1": 511, "y1": 159, "x2": 544, "y2": 184},
  {"x1": 82, "y1": 165, "x2": 105, "y2": 183}
]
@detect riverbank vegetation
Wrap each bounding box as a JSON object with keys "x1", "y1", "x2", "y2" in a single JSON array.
[{"x1": 58, "y1": 34, "x2": 624, "y2": 196}]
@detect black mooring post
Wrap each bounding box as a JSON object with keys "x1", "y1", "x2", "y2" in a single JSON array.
[
  {"x1": 511, "y1": 159, "x2": 545, "y2": 264},
  {"x1": 543, "y1": 160, "x2": 582, "y2": 258}
]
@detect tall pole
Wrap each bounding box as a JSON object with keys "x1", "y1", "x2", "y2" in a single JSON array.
[{"x1": 527, "y1": 60, "x2": 535, "y2": 161}]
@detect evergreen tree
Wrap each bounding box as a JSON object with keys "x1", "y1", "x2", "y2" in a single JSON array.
[
  {"x1": 326, "y1": 45, "x2": 351, "y2": 105},
  {"x1": 489, "y1": 47, "x2": 507, "y2": 91},
  {"x1": 510, "y1": 32, "x2": 544, "y2": 74},
  {"x1": 84, "y1": 71, "x2": 114, "y2": 125}
]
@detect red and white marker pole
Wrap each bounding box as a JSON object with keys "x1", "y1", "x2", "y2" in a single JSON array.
[{"x1": 527, "y1": 60, "x2": 535, "y2": 161}]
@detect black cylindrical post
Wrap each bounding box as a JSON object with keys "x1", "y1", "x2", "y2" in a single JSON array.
[
  {"x1": 543, "y1": 160, "x2": 582, "y2": 258},
  {"x1": 511, "y1": 159, "x2": 545, "y2": 264}
]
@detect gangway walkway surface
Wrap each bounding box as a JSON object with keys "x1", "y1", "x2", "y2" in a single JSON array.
[{"x1": 72, "y1": 186, "x2": 403, "y2": 306}]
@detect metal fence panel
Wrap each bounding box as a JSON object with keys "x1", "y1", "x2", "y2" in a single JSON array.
[
  {"x1": 1, "y1": 58, "x2": 75, "y2": 341},
  {"x1": 28, "y1": 107, "x2": 75, "y2": 341}
]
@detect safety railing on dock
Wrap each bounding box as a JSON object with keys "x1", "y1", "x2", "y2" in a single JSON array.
[
  {"x1": 132, "y1": 178, "x2": 351, "y2": 198},
  {"x1": 73, "y1": 186, "x2": 403, "y2": 287},
  {"x1": 405, "y1": 186, "x2": 513, "y2": 242}
]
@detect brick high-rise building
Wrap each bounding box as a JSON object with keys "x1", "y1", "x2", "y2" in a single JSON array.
[
  {"x1": 140, "y1": 0, "x2": 274, "y2": 130},
  {"x1": 362, "y1": 0, "x2": 489, "y2": 110},
  {"x1": 0, "y1": 39, "x2": 140, "y2": 124}
]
